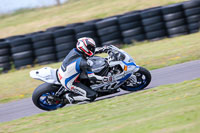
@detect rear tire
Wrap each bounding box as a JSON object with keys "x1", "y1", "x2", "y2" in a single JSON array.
[
  {"x1": 32, "y1": 83, "x2": 66, "y2": 111},
  {"x1": 121, "y1": 67, "x2": 151, "y2": 91}
]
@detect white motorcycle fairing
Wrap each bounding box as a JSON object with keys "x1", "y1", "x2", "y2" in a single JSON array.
[{"x1": 30, "y1": 67, "x2": 61, "y2": 85}]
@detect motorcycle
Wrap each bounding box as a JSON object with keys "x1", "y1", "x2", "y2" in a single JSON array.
[{"x1": 30, "y1": 45, "x2": 151, "y2": 111}]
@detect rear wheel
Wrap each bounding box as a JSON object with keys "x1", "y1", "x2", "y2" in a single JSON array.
[
  {"x1": 121, "y1": 67, "x2": 151, "y2": 91},
  {"x1": 32, "y1": 83, "x2": 66, "y2": 111}
]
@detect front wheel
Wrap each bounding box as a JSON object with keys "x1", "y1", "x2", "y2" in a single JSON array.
[
  {"x1": 121, "y1": 67, "x2": 151, "y2": 91},
  {"x1": 32, "y1": 83, "x2": 66, "y2": 111}
]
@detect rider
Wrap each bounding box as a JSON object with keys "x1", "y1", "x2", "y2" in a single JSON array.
[{"x1": 57, "y1": 37, "x2": 112, "y2": 104}]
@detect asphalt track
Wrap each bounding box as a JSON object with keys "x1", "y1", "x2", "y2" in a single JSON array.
[{"x1": 0, "y1": 60, "x2": 200, "y2": 123}]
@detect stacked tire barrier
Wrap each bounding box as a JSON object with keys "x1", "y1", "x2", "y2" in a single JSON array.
[
  {"x1": 183, "y1": 0, "x2": 200, "y2": 33},
  {"x1": 96, "y1": 17, "x2": 123, "y2": 46},
  {"x1": 53, "y1": 27, "x2": 76, "y2": 61},
  {"x1": 162, "y1": 3, "x2": 189, "y2": 38},
  {"x1": 0, "y1": 0, "x2": 199, "y2": 73},
  {"x1": 0, "y1": 40, "x2": 11, "y2": 72},
  {"x1": 142, "y1": 7, "x2": 167, "y2": 40},
  {"x1": 119, "y1": 11, "x2": 146, "y2": 44},
  {"x1": 10, "y1": 37, "x2": 34, "y2": 69},
  {"x1": 32, "y1": 32, "x2": 57, "y2": 65},
  {"x1": 75, "y1": 19, "x2": 101, "y2": 47}
]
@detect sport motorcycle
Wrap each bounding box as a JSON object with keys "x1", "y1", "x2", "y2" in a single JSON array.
[{"x1": 30, "y1": 45, "x2": 151, "y2": 111}]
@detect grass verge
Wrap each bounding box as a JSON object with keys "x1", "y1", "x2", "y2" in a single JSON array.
[
  {"x1": 0, "y1": 78, "x2": 200, "y2": 133},
  {"x1": 0, "y1": 32, "x2": 200, "y2": 103},
  {"x1": 0, "y1": 0, "x2": 185, "y2": 38}
]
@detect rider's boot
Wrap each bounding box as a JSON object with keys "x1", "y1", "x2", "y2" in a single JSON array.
[
  {"x1": 64, "y1": 93, "x2": 90, "y2": 104},
  {"x1": 65, "y1": 93, "x2": 75, "y2": 104}
]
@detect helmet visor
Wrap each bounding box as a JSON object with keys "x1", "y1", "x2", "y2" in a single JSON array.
[{"x1": 87, "y1": 45, "x2": 95, "y2": 55}]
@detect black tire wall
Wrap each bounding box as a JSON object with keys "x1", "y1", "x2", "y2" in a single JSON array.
[
  {"x1": 53, "y1": 27, "x2": 76, "y2": 61},
  {"x1": 0, "y1": 0, "x2": 200, "y2": 73},
  {"x1": 32, "y1": 32, "x2": 57, "y2": 65},
  {"x1": 10, "y1": 37, "x2": 34, "y2": 69},
  {"x1": 0, "y1": 40, "x2": 11, "y2": 72}
]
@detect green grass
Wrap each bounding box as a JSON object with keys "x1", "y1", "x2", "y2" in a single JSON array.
[
  {"x1": 0, "y1": 32, "x2": 200, "y2": 103},
  {"x1": 0, "y1": 78, "x2": 200, "y2": 133},
  {"x1": 0, "y1": 0, "x2": 185, "y2": 38}
]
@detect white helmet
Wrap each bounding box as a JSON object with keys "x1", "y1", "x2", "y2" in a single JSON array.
[{"x1": 76, "y1": 37, "x2": 96, "y2": 57}]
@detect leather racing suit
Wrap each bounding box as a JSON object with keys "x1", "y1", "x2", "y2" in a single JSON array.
[{"x1": 57, "y1": 47, "x2": 108, "y2": 102}]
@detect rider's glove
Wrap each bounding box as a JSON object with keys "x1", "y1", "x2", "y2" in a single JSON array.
[
  {"x1": 102, "y1": 45, "x2": 112, "y2": 53},
  {"x1": 96, "y1": 46, "x2": 111, "y2": 53}
]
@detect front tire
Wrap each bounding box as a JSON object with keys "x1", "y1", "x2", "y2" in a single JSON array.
[
  {"x1": 121, "y1": 67, "x2": 151, "y2": 91},
  {"x1": 32, "y1": 83, "x2": 66, "y2": 111}
]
